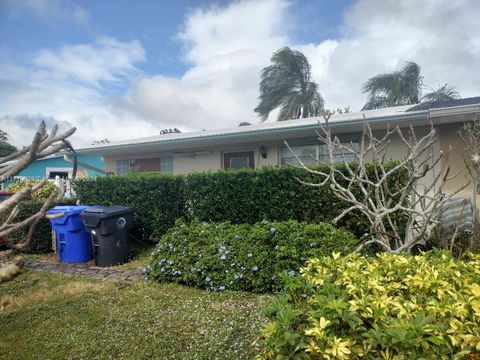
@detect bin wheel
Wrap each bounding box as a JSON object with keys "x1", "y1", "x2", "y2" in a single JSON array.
[{"x1": 125, "y1": 249, "x2": 135, "y2": 262}]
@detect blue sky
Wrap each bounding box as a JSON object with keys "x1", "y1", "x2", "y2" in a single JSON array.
[
  {"x1": 0, "y1": 0, "x2": 479, "y2": 146},
  {"x1": 1, "y1": 0, "x2": 353, "y2": 77}
]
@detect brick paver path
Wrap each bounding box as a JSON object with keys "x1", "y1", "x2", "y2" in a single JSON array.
[{"x1": 21, "y1": 259, "x2": 144, "y2": 282}]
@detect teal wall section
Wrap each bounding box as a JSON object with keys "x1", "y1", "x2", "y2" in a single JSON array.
[{"x1": 16, "y1": 154, "x2": 104, "y2": 179}]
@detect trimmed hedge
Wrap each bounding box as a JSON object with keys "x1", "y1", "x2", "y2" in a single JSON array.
[
  {"x1": 2, "y1": 199, "x2": 76, "y2": 253},
  {"x1": 73, "y1": 163, "x2": 408, "y2": 240},
  {"x1": 259, "y1": 251, "x2": 480, "y2": 359},
  {"x1": 144, "y1": 219, "x2": 356, "y2": 293},
  {"x1": 73, "y1": 173, "x2": 187, "y2": 239}
]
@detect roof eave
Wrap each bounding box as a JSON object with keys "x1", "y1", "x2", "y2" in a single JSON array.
[{"x1": 77, "y1": 111, "x2": 430, "y2": 155}]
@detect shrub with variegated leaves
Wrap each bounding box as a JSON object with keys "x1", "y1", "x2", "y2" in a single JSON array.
[
  {"x1": 259, "y1": 250, "x2": 480, "y2": 359},
  {"x1": 6, "y1": 180, "x2": 59, "y2": 199}
]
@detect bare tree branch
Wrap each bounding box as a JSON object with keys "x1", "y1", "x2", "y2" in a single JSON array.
[
  {"x1": 0, "y1": 121, "x2": 75, "y2": 257},
  {"x1": 289, "y1": 114, "x2": 467, "y2": 252}
]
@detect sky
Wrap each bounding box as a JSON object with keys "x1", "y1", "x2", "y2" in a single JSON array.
[{"x1": 0, "y1": 0, "x2": 479, "y2": 147}]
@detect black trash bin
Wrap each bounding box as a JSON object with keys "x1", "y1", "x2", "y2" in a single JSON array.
[{"x1": 81, "y1": 206, "x2": 134, "y2": 267}]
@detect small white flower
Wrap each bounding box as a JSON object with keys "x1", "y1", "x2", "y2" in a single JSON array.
[{"x1": 472, "y1": 153, "x2": 480, "y2": 163}]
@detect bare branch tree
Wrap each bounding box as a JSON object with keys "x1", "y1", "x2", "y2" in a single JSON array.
[
  {"x1": 287, "y1": 114, "x2": 468, "y2": 253},
  {"x1": 0, "y1": 121, "x2": 75, "y2": 253}
]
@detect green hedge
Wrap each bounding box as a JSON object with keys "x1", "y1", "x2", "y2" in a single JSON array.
[
  {"x1": 73, "y1": 163, "x2": 408, "y2": 240},
  {"x1": 73, "y1": 174, "x2": 187, "y2": 239},
  {"x1": 2, "y1": 199, "x2": 76, "y2": 253},
  {"x1": 144, "y1": 220, "x2": 356, "y2": 293},
  {"x1": 259, "y1": 251, "x2": 480, "y2": 359}
]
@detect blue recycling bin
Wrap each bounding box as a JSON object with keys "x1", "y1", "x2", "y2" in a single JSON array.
[{"x1": 47, "y1": 206, "x2": 93, "y2": 263}]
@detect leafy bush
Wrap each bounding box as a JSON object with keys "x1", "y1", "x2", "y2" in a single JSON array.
[
  {"x1": 6, "y1": 180, "x2": 59, "y2": 199},
  {"x1": 1, "y1": 199, "x2": 77, "y2": 253},
  {"x1": 144, "y1": 220, "x2": 356, "y2": 293},
  {"x1": 74, "y1": 163, "x2": 408, "y2": 240},
  {"x1": 72, "y1": 173, "x2": 187, "y2": 239},
  {"x1": 259, "y1": 251, "x2": 480, "y2": 359}
]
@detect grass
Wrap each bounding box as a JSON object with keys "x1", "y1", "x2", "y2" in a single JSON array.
[{"x1": 0, "y1": 271, "x2": 272, "y2": 359}]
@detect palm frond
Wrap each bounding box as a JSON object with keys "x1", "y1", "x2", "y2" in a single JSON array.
[
  {"x1": 255, "y1": 47, "x2": 323, "y2": 121},
  {"x1": 362, "y1": 95, "x2": 389, "y2": 110},
  {"x1": 361, "y1": 61, "x2": 422, "y2": 109},
  {"x1": 421, "y1": 84, "x2": 460, "y2": 103}
]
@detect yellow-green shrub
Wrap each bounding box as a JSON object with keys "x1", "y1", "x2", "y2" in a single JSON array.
[
  {"x1": 259, "y1": 251, "x2": 480, "y2": 359},
  {"x1": 6, "y1": 180, "x2": 59, "y2": 199}
]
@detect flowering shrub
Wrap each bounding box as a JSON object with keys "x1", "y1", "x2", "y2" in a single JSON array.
[
  {"x1": 144, "y1": 220, "x2": 356, "y2": 293},
  {"x1": 259, "y1": 250, "x2": 480, "y2": 359}
]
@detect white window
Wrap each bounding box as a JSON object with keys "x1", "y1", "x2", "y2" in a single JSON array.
[
  {"x1": 280, "y1": 145, "x2": 317, "y2": 166},
  {"x1": 116, "y1": 156, "x2": 174, "y2": 175},
  {"x1": 223, "y1": 151, "x2": 254, "y2": 170},
  {"x1": 46, "y1": 167, "x2": 73, "y2": 179},
  {"x1": 281, "y1": 142, "x2": 359, "y2": 166}
]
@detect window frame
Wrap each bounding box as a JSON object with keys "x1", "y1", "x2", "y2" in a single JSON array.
[
  {"x1": 45, "y1": 167, "x2": 73, "y2": 179},
  {"x1": 116, "y1": 155, "x2": 174, "y2": 175},
  {"x1": 223, "y1": 151, "x2": 255, "y2": 170},
  {"x1": 280, "y1": 140, "x2": 359, "y2": 166}
]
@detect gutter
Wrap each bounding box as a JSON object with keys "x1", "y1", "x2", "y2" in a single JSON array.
[
  {"x1": 78, "y1": 111, "x2": 428, "y2": 154},
  {"x1": 428, "y1": 104, "x2": 480, "y2": 118}
]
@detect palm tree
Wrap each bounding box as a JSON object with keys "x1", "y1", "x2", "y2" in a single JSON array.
[
  {"x1": 421, "y1": 84, "x2": 460, "y2": 103},
  {"x1": 362, "y1": 62, "x2": 422, "y2": 110},
  {"x1": 254, "y1": 47, "x2": 324, "y2": 121},
  {"x1": 362, "y1": 62, "x2": 459, "y2": 110}
]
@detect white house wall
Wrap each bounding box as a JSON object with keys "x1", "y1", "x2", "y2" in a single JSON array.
[{"x1": 102, "y1": 124, "x2": 470, "y2": 208}]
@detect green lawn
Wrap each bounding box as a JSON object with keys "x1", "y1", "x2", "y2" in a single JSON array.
[{"x1": 0, "y1": 271, "x2": 272, "y2": 359}]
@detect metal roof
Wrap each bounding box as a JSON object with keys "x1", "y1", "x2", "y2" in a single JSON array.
[
  {"x1": 406, "y1": 96, "x2": 480, "y2": 112},
  {"x1": 77, "y1": 98, "x2": 480, "y2": 154}
]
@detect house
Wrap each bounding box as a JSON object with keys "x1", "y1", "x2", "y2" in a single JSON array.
[
  {"x1": 4, "y1": 153, "x2": 104, "y2": 182},
  {"x1": 77, "y1": 97, "x2": 480, "y2": 201}
]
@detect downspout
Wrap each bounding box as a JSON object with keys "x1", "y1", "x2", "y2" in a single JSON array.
[{"x1": 62, "y1": 140, "x2": 77, "y2": 179}]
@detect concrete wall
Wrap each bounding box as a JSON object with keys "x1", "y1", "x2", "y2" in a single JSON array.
[
  {"x1": 102, "y1": 125, "x2": 472, "y2": 203},
  {"x1": 104, "y1": 144, "x2": 281, "y2": 174},
  {"x1": 173, "y1": 150, "x2": 222, "y2": 174},
  {"x1": 438, "y1": 123, "x2": 476, "y2": 204}
]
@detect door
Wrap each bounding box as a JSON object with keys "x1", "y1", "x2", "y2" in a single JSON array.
[{"x1": 223, "y1": 151, "x2": 255, "y2": 170}]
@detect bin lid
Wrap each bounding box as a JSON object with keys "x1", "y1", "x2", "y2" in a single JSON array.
[
  {"x1": 47, "y1": 205, "x2": 90, "y2": 225},
  {"x1": 48, "y1": 205, "x2": 90, "y2": 216},
  {"x1": 81, "y1": 206, "x2": 133, "y2": 220}
]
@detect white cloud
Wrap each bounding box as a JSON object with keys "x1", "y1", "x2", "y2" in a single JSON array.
[
  {"x1": 177, "y1": 0, "x2": 290, "y2": 64},
  {"x1": 124, "y1": 0, "x2": 480, "y2": 133},
  {"x1": 2, "y1": 0, "x2": 90, "y2": 25},
  {"x1": 32, "y1": 37, "x2": 145, "y2": 85},
  {"x1": 120, "y1": 0, "x2": 293, "y2": 130},
  {"x1": 0, "y1": 37, "x2": 150, "y2": 147},
  {"x1": 305, "y1": 0, "x2": 480, "y2": 109},
  {"x1": 1, "y1": 0, "x2": 480, "y2": 148}
]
